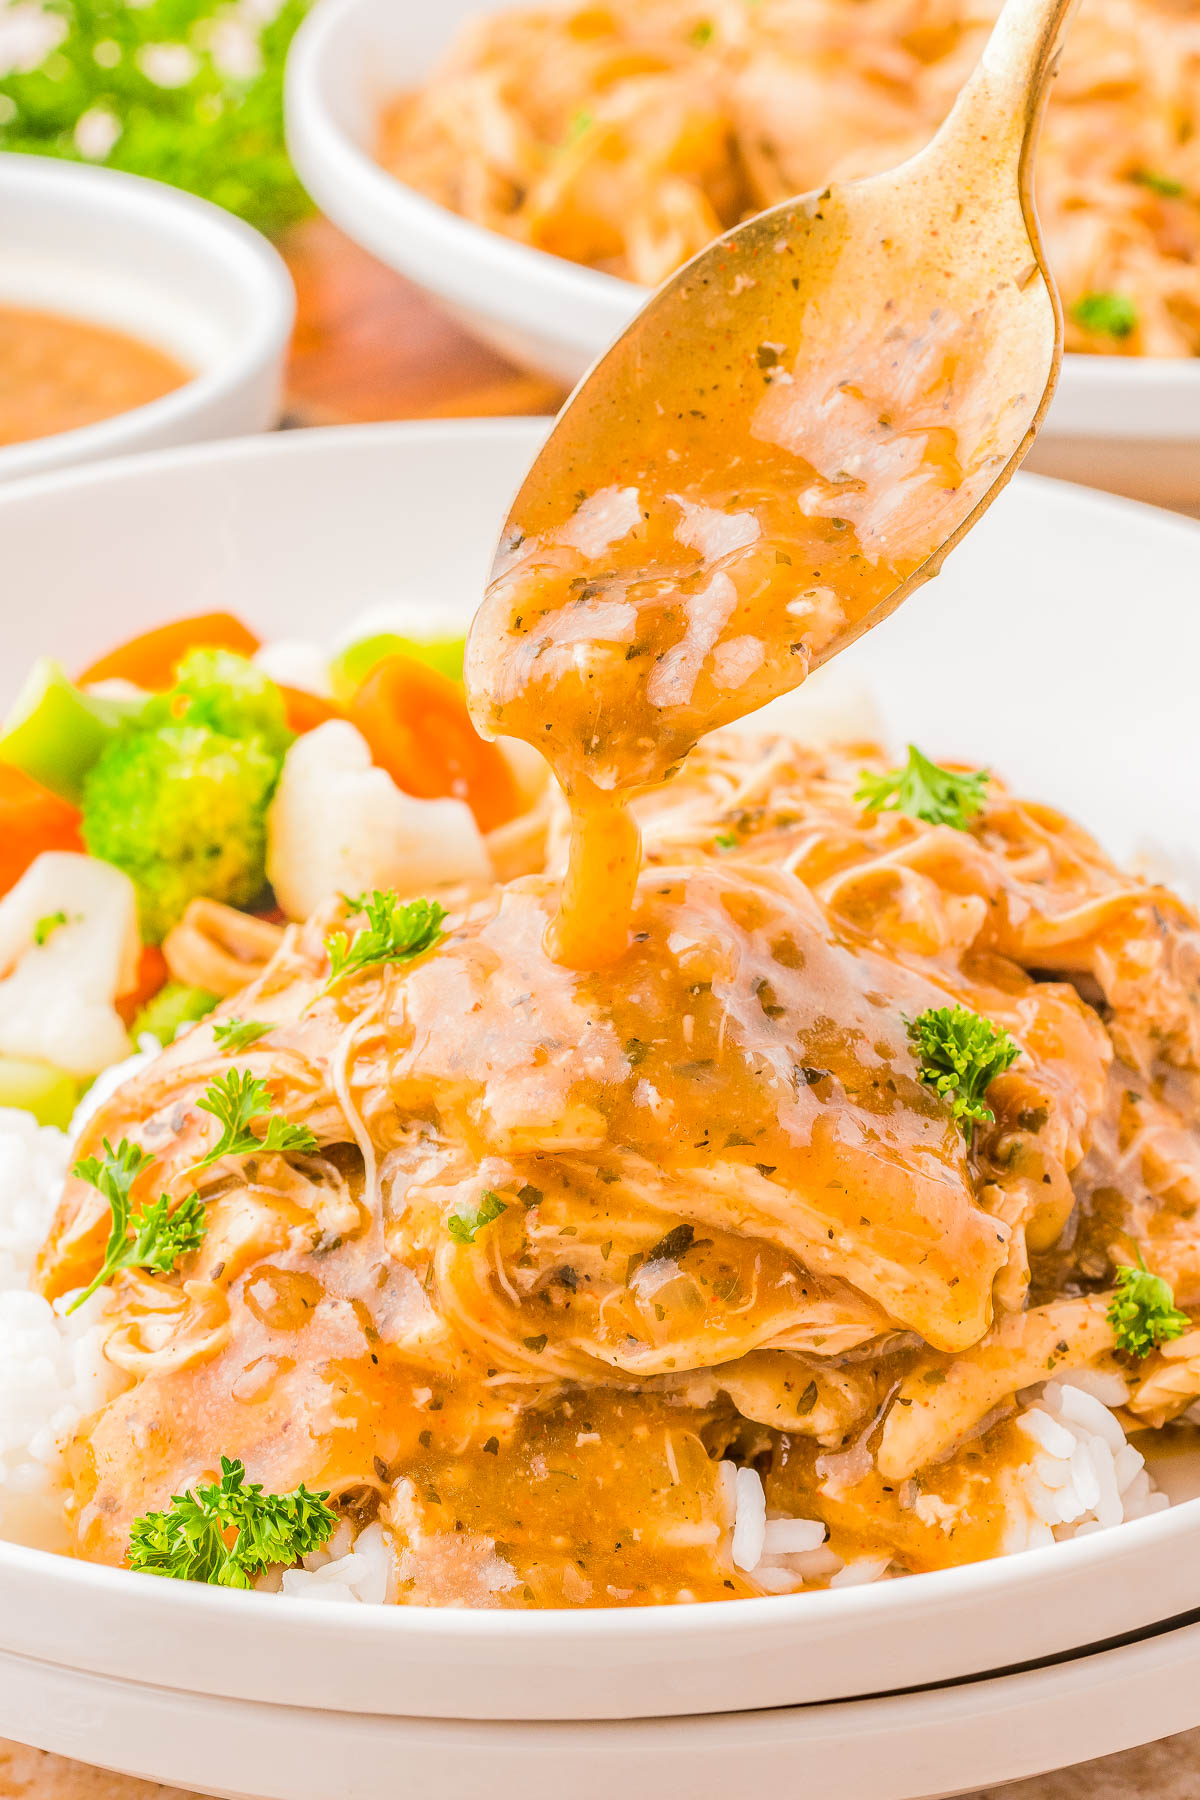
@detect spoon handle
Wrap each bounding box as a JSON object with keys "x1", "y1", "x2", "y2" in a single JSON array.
[{"x1": 933, "y1": 0, "x2": 1079, "y2": 169}]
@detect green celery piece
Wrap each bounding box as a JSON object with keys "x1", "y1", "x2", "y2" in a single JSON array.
[
  {"x1": 0, "y1": 1056, "x2": 81, "y2": 1129},
  {"x1": 329, "y1": 632, "x2": 466, "y2": 701},
  {"x1": 0, "y1": 659, "x2": 142, "y2": 802}
]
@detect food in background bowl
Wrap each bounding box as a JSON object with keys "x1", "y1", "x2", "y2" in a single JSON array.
[
  {"x1": 381, "y1": 0, "x2": 1200, "y2": 358},
  {"x1": 0, "y1": 306, "x2": 190, "y2": 449}
]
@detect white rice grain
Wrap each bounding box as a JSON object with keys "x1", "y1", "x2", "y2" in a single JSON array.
[
  {"x1": 731, "y1": 1466, "x2": 767, "y2": 1571},
  {"x1": 0, "y1": 1108, "x2": 125, "y2": 1548},
  {"x1": 1014, "y1": 1381, "x2": 1166, "y2": 1547},
  {"x1": 761, "y1": 1516, "x2": 826, "y2": 1556}
]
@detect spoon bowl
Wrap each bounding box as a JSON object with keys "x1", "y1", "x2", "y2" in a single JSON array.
[{"x1": 465, "y1": 0, "x2": 1076, "y2": 967}]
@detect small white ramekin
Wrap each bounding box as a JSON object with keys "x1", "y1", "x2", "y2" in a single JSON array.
[{"x1": 0, "y1": 153, "x2": 295, "y2": 481}]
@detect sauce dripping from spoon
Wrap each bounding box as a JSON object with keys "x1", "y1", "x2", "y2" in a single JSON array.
[{"x1": 466, "y1": 0, "x2": 1076, "y2": 968}]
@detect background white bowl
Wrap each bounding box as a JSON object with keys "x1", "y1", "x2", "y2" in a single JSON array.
[
  {"x1": 0, "y1": 154, "x2": 295, "y2": 482},
  {"x1": 285, "y1": 0, "x2": 1200, "y2": 512},
  {"x1": 1, "y1": 422, "x2": 1200, "y2": 1741}
]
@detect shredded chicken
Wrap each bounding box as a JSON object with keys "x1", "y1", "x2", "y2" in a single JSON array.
[{"x1": 35, "y1": 731, "x2": 1200, "y2": 1603}]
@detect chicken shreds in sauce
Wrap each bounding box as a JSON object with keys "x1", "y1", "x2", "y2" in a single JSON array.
[{"x1": 37, "y1": 732, "x2": 1200, "y2": 1604}]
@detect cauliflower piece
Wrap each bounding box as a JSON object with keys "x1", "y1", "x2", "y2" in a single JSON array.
[
  {"x1": 252, "y1": 639, "x2": 334, "y2": 700},
  {"x1": 267, "y1": 721, "x2": 491, "y2": 921},
  {"x1": 0, "y1": 852, "x2": 139, "y2": 1077}
]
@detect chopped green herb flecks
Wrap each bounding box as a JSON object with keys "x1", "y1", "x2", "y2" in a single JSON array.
[
  {"x1": 195, "y1": 1069, "x2": 317, "y2": 1166},
  {"x1": 128, "y1": 1457, "x2": 336, "y2": 1587},
  {"x1": 1132, "y1": 169, "x2": 1185, "y2": 198},
  {"x1": 645, "y1": 1223, "x2": 696, "y2": 1264},
  {"x1": 324, "y1": 891, "x2": 445, "y2": 991},
  {"x1": 212, "y1": 1017, "x2": 273, "y2": 1054},
  {"x1": 447, "y1": 1190, "x2": 508, "y2": 1245},
  {"x1": 68, "y1": 1137, "x2": 207, "y2": 1313},
  {"x1": 33, "y1": 911, "x2": 67, "y2": 947},
  {"x1": 1108, "y1": 1253, "x2": 1190, "y2": 1358},
  {"x1": 856, "y1": 745, "x2": 989, "y2": 830},
  {"x1": 905, "y1": 1005, "x2": 1019, "y2": 1139},
  {"x1": 1071, "y1": 291, "x2": 1138, "y2": 340}
]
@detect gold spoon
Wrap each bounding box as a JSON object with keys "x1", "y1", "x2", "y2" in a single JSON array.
[{"x1": 467, "y1": 0, "x2": 1078, "y2": 967}]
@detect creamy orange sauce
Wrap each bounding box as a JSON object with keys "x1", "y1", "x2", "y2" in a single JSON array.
[{"x1": 0, "y1": 305, "x2": 188, "y2": 448}]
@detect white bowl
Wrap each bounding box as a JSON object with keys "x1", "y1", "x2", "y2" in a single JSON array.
[
  {"x1": 1, "y1": 421, "x2": 1200, "y2": 1747},
  {"x1": 0, "y1": 154, "x2": 295, "y2": 482},
  {"x1": 285, "y1": 0, "x2": 1200, "y2": 511},
  {"x1": 7, "y1": 1614, "x2": 1200, "y2": 1800}
]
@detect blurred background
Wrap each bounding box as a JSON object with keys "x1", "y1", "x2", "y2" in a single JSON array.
[{"x1": 0, "y1": 0, "x2": 563, "y2": 429}]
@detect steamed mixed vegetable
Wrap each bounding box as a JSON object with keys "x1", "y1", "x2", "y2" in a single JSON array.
[{"x1": 0, "y1": 608, "x2": 538, "y2": 1125}]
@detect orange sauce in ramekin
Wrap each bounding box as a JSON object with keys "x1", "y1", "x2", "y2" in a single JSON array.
[{"x1": 0, "y1": 304, "x2": 190, "y2": 447}]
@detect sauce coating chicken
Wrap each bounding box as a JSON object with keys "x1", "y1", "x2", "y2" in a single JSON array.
[{"x1": 37, "y1": 735, "x2": 1200, "y2": 1602}]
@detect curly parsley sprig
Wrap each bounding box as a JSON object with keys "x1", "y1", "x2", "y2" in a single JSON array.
[
  {"x1": 67, "y1": 1138, "x2": 206, "y2": 1313},
  {"x1": 128, "y1": 1457, "x2": 336, "y2": 1588},
  {"x1": 906, "y1": 1005, "x2": 1020, "y2": 1140},
  {"x1": 1108, "y1": 1253, "x2": 1190, "y2": 1359},
  {"x1": 324, "y1": 891, "x2": 445, "y2": 992},
  {"x1": 195, "y1": 1069, "x2": 318, "y2": 1167},
  {"x1": 856, "y1": 745, "x2": 989, "y2": 830},
  {"x1": 212, "y1": 1017, "x2": 272, "y2": 1054}
]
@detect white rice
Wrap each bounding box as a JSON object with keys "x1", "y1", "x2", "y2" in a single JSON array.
[
  {"x1": 278, "y1": 1521, "x2": 393, "y2": 1605},
  {"x1": 1005, "y1": 1380, "x2": 1169, "y2": 1552},
  {"x1": 0, "y1": 1106, "x2": 121, "y2": 1549},
  {"x1": 723, "y1": 1375, "x2": 1169, "y2": 1593}
]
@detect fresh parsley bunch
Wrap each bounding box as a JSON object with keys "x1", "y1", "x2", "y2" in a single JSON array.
[
  {"x1": 0, "y1": 0, "x2": 312, "y2": 236},
  {"x1": 129, "y1": 1456, "x2": 336, "y2": 1586}
]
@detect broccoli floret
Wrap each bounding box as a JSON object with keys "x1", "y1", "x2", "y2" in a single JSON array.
[
  {"x1": 146, "y1": 650, "x2": 294, "y2": 760},
  {"x1": 131, "y1": 982, "x2": 220, "y2": 1045},
  {"x1": 82, "y1": 722, "x2": 281, "y2": 943}
]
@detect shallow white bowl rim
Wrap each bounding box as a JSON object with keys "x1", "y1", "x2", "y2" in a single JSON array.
[{"x1": 1, "y1": 422, "x2": 1199, "y2": 1723}]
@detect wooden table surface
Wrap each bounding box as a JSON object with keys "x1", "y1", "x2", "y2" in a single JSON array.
[
  {"x1": 279, "y1": 216, "x2": 565, "y2": 427},
  {"x1": 2, "y1": 214, "x2": 1192, "y2": 1800}
]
